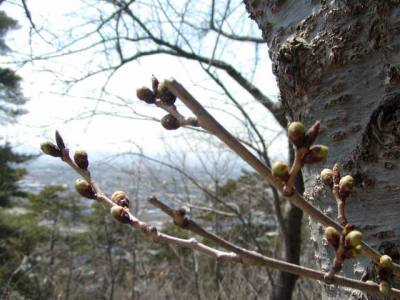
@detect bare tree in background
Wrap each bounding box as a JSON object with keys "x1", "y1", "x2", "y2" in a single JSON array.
[{"x1": 7, "y1": 0, "x2": 380, "y2": 299}]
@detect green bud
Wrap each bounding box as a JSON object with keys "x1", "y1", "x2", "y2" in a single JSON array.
[
  {"x1": 110, "y1": 206, "x2": 131, "y2": 224},
  {"x1": 325, "y1": 226, "x2": 340, "y2": 248},
  {"x1": 379, "y1": 255, "x2": 393, "y2": 270},
  {"x1": 271, "y1": 160, "x2": 289, "y2": 181},
  {"x1": 288, "y1": 122, "x2": 305, "y2": 147},
  {"x1": 161, "y1": 114, "x2": 180, "y2": 130},
  {"x1": 111, "y1": 191, "x2": 130, "y2": 208},
  {"x1": 303, "y1": 145, "x2": 329, "y2": 164},
  {"x1": 136, "y1": 86, "x2": 156, "y2": 104},
  {"x1": 320, "y1": 169, "x2": 334, "y2": 186},
  {"x1": 351, "y1": 244, "x2": 362, "y2": 258},
  {"x1": 339, "y1": 175, "x2": 354, "y2": 192},
  {"x1": 74, "y1": 149, "x2": 89, "y2": 170},
  {"x1": 75, "y1": 179, "x2": 96, "y2": 199},
  {"x1": 379, "y1": 281, "x2": 391, "y2": 296},
  {"x1": 40, "y1": 141, "x2": 62, "y2": 157},
  {"x1": 158, "y1": 81, "x2": 176, "y2": 106},
  {"x1": 345, "y1": 230, "x2": 362, "y2": 248},
  {"x1": 325, "y1": 226, "x2": 340, "y2": 247}
]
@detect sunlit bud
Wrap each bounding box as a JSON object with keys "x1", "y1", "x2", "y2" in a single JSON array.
[
  {"x1": 271, "y1": 161, "x2": 289, "y2": 181},
  {"x1": 379, "y1": 255, "x2": 394, "y2": 270},
  {"x1": 325, "y1": 226, "x2": 340, "y2": 248},
  {"x1": 303, "y1": 145, "x2": 329, "y2": 164},
  {"x1": 55, "y1": 130, "x2": 66, "y2": 150},
  {"x1": 320, "y1": 169, "x2": 334, "y2": 187},
  {"x1": 40, "y1": 141, "x2": 62, "y2": 157},
  {"x1": 111, "y1": 191, "x2": 130, "y2": 208},
  {"x1": 288, "y1": 121, "x2": 305, "y2": 148},
  {"x1": 339, "y1": 175, "x2": 354, "y2": 192},
  {"x1": 304, "y1": 121, "x2": 320, "y2": 147},
  {"x1": 75, "y1": 179, "x2": 96, "y2": 199},
  {"x1": 351, "y1": 244, "x2": 362, "y2": 258},
  {"x1": 74, "y1": 149, "x2": 89, "y2": 170},
  {"x1": 136, "y1": 86, "x2": 156, "y2": 104},
  {"x1": 345, "y1": 230, "x2": 363, "y2": 248},
  {"x1": 379, "y1": 281, "x2": 391, "y2": 296},
  {"x1": 158, "y1": 81, "x2": 176, "y2": 106},
  {"x1": 110, "y1": 206, "x2": 131, "y2": 224},
  {"x1": 161, "y1": 114, "x2": 180, "y2": 130}
]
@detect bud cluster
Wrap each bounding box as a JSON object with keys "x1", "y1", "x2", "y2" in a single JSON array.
[
  {"x1": 136, "y1": 77, "x2": 182, "y2": 130},
  {"x1": 272, "y1": 121, "x2": 327, "y2": 187},
  {"x1": 376, "y1": 254, "x2": 394, "y2": 296}
]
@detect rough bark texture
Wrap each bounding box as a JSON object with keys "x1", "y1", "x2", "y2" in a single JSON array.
[{"x1": 245, "y1": 0, "x2": 400, "y2": 299}]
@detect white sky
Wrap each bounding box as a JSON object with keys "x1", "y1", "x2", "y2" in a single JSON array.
[{"x1": 1, "y1": 0, "x2": 286, "y2": 163}]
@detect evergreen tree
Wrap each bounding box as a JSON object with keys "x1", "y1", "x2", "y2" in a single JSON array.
[{"x1": 0, "y1": 10, "x2": 29, "y2": 207}]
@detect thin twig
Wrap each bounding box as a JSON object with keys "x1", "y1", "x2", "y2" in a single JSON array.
[
  {"x1": 164, "y1": 78, "x2": 399, "y2": 276},
  {"x1": 147, "y1": 196, "x2": 400, "y2": 297}
]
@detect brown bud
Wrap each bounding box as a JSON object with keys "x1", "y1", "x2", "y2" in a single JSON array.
[
  {"x1": 271, "y1": 160, "x2": 289, "y2": 181},
  {"x1": 345, "y1": 230, "x2": 362, "y2": 248},
  {"x1": 55, "y1": 130, "x2": 66, "y2": 150},
  {"x1": 304, "y1": 121, "x2": 320, "y2": 147},
  {"x1": 151, "y1": 75, "x2": 159, "y2": 94},
  {"x1": 288, "y1": 122, "x2": 305, "y2": 148},
  {"x1": 110, "y1": 206, "x2": 131, "y2": 224},
  {"x1": 320, "y1": 169, "x2": 334, "y2": 187},
  {"x1": 303, "y1": 145, "x2": 329, "y2": 164},
  {"x1": 136, "y1": 86, "x2": 156, "y2": 104},
  {"x1": 325, "y1": 226, "x2": 340, "y2": 248},
  {"x1": 74, "y1": 149, "x2": 89, "y2": 170},
  {"x1": 158, "y1": 81, "x2": 176, "y2": 106},
  {"x1": 379, "y1": 255, "x2": 394, "y2": 270},
  {"x1": 111, "y1": 191, "x2": 129, "y2": 208},
  {"x1": 75, "y1": 179, "x2": 96, "y2": 199},
  {"x1": 40, "y1": 141, "x2": 62, "y2": 157},
  {"x1": 161, "y1": 114, "x2": 180, "y2": 130},
  {"x1": 379, "y1": 281, "x2": 391, "y2": 296}
]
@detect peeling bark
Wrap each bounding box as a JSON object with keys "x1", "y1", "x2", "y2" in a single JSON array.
[{"x1": 245, "y1": 0, "x2": 400, "y2": 298}]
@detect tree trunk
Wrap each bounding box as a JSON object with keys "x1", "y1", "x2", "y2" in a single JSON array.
[{"x1": 245, "y1": 0, "x2": 400, "y2": 298}]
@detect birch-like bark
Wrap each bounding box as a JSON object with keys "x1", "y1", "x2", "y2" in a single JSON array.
[{"x1": 244, "y1": 1, "x2": 400, "y2": 298}]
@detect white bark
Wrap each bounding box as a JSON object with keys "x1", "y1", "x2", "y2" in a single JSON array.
[{"x1": 245, "y1": 0, "x2": 400, "y2": 298}]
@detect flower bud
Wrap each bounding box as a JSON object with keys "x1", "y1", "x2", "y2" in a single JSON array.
[
  {"x1": 304, "y1": 121, "x2": 320, "y2": 147},
  {"x1": 55, "y1": 130, "x2": 66, "y2": 150},
  {"x1": 345, "y1": 230, "x2": 362, "y2": 248},
  {"x1": 325, "y1": 226, "x2": 340, "y2": 248},
  {"x1": 351, "y1": 244, "x2": 362, "y2": 258},
  {"x1": 151, "y1": 75, "x2": 159, "y2": 94},
  {"x1": 288, "y1": 122, "x2": 305, "y2": 148},
  {"x1": 303, "y1": 145, "x2": 329, "y2": 164},
  {"x1": 379, "y1": 255, "x2": 393, "y2": 270},
  {"x1": 161, "y1": 114, "x2": 180, "y2": 130},
  {"x1": 339, "y1": 175, "x2": 354, "y2": 192},
  {"x1": 379, "y1": 281, "x2": 391, "y2": 296},
  {"x1": 136, "y1": 86, "x2": 156, "y2": 104},
  {"x1": 74, "y1": 149, "x2": 89, "y2": 170},
  {"x1": 320, "y1": 169, "x2": 334, "y2": 187},
  {"x1": 75, "y1": 179, "x2": 96, "y2": 199},
  {"x1": 111, "y1": 191, "x2": 129, "y2": 208},
  {"x1": 40, "y1": 141, "x2": 62, "y2": 157},
  {"x1": 158, "y1": 81, "x2": 176, "y2": 106},
  {"x1": 271, "y1": 160, "x2": 289, "y2": 181},
  {"x1": 110, "y1": 206, "x2": 131, "y2": 224}
]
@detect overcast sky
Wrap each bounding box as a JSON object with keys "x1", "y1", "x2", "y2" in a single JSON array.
[{"x1": 1, "y1": 0, "x2": 285, "y2": 163}]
